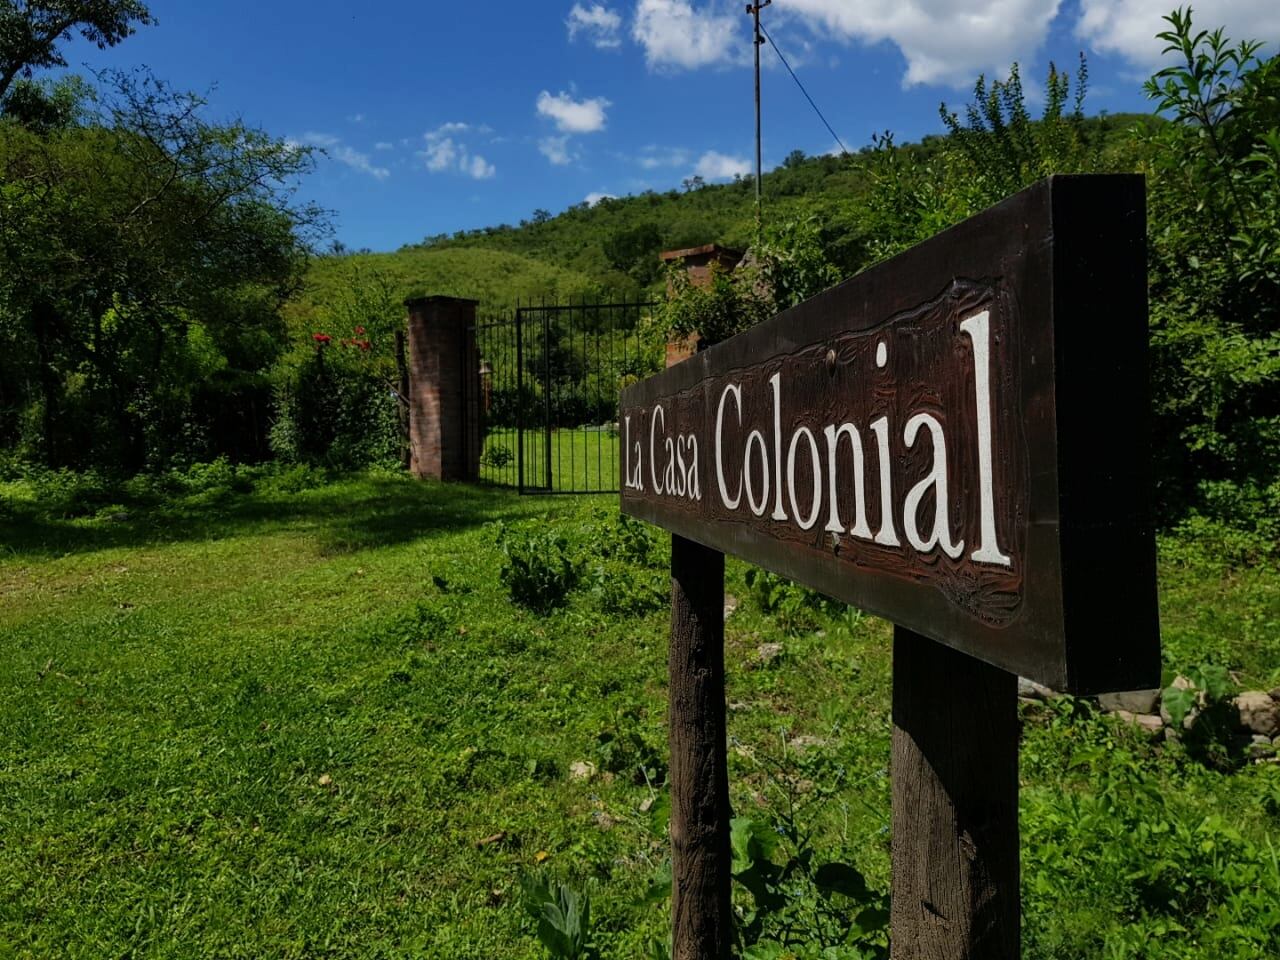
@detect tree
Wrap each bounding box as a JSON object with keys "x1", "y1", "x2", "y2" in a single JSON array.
[
  {"x1": 0, "y1": 1, "x2": 153, "y2": 104},
  {"x1": 603, "y1": 222, "x2": 663, "y2": 282},
  {"x1": 1135, "y1": 8, "x2": 1279, "y2": 537},
  {"x1": 0, "y1": 68, "x2": 325, "y2": 469}
]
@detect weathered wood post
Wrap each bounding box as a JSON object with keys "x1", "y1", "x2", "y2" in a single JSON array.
[
  {"x1": 891, "y1": 627, "x2": 1019, "y2": 958},
  {"x1": 662, "y1": 294, "x2": 734, "y2": 959},
  {"x1": 669, "y1": 536, "x2": 732, "y2": 959}
]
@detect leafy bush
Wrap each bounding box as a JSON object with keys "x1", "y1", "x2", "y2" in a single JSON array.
[
  {"x1": 745, "y1": 567, "x2": 847, "y2": 635},
  {"x1": 1138, "y1": 8, "x2": 1280, "y2": 537},
  {"x1": 1161, "y1": 663, "x2": 1245, "y2": 769},
  {"x1": 271, "y1": 336, "x2": 402, "y2": 470},
  {"x1": 1022, "y1": 704, "x2": 1280, "y2": 959},
  {"x1": 652, "y1": 216, "x2": 840, "y2": 350},
  {"x1": 496, "y1": 522, "x2": 579, "y2": 613},
  {"x1": 481, "y1": 444, "x2": 514, "y2": 469},
  {"x1": 28, "y1": 467, "x2": 122, "y2": 518},
  {"x1": 593, "y1": 708, "x2": 666, "y2": 786},
  {"x1": 589, "y1": 559, "x2": 667, "y2": 616},
  {"x1": 521, "y1": 875, "x2": 597, "y2": 960}
]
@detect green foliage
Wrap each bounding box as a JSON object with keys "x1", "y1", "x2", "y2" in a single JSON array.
[
  {"x1": 496, "y1": 521, "x2": 580, "y2": 613},
  {"x1": 0, "y1": 1, "x2": 153, "y2": 105},
  {"x1": 654, "y1": 258, "x2": 772, "y2": 348},
  {"x1": 753, "y1": 216, "x2": 843, "y2": 312},
  {"x1": 744, "y1": 567, "x2": 847, "y2": 636},
  {"x1": 1138, "y1": 8, "x2": 1280, "y2": 530},
  {"x1": 862, "y1": 57, "x2": 1108, "y2": 264},
  {"x1": 521, "y1": 875, "x2": 596, "y2": 960},
  {"x1": 270, "y1": 267, "x2": 405, "y2": 470},
  {"x1": 603, "y1": 222, "x2": 664, "y2": 284},
  {"x1": 593, "y1": 707, "x2": 667, "y2": 786},
  {"x1": 1161, "y1": 663, "x2": 1246, "y2": 770},
  {"x1": 481, "y1": 444, "x2": 515, "y2": 469},
  {"x1": 940, "y1": 56, "x2": 1096, "y2": 209},
  {"x1": 1021, "y1": 700, "x2": 1280, "y2": 958},
  {"x1": 0, "y1": 67, "x2": 322, "y2": 472},
  {"x1": 729, "y1": 781, "x2": 888, "y2": 956},
  {"x1": 653, "y1": 216, "x2": 841, "y2": 349}
]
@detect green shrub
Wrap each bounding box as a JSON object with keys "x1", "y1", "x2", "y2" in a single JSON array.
[
  {"x1": 1023, "y1": 727, "x2": 1280, "y2": 957},
  {"x1": 28, "y1": 467, "x2": 121, "y2": 518},
  {"x1": 496, "y1": 522, "x2": 579, "y2": 613},
  {"x1": 745, "y1": 567, "x2": 847, "y2": 635},
  {"x1": 271, "y1": 338, "x2": 402, "y2": 470},
  {"x1": 520, "y1": 875, "x2": 596, "y2": 960}
]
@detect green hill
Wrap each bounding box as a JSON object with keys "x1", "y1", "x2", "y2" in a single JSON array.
[{"x1": 296, "y1": 112, "x2": 1145, "y2": 318}]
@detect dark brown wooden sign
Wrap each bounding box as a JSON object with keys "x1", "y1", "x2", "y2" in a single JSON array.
[{"x1": 622, "y1": 175, "x2": 1159, "y2": 694}]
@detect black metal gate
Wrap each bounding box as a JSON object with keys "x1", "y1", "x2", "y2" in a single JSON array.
[{"x1": 467, "y1": 300, "x2": 659, "y2": 494}]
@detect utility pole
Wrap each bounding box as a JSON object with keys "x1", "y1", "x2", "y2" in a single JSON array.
[{"x1": 747, "y1": 1, "x2": 770, "y2": 231}]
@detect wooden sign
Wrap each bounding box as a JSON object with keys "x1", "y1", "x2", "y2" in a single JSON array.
[{"x1": 622, "y1": 175, "x2": 1159, "y2": 694}]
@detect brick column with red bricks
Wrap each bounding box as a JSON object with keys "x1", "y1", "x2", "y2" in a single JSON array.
[{"x1": 406, "y1": 295, "x2": 480, "y2": 481}]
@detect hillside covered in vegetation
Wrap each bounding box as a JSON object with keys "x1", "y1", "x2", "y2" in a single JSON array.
[{"x1": 299, "y1": 111, "x2": 1145, "y2": 311}]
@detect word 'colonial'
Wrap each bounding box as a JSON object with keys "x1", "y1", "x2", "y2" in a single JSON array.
[{"x1": 624, "y1": 309, "x2": 1009, "y2": 568}]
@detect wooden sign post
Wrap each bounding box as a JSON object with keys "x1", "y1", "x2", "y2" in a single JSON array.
[{"x1": 621, "y1": 176, "x2": 1160, "y2": 959}]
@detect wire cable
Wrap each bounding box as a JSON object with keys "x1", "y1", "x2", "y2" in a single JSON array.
[{"x1": 758, "y1": 20, "x2": 850, "y2": 157}]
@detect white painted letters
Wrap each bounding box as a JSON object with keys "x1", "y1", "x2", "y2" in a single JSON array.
[
  {"x1": 902, "y1": 413, "x2": 964, "y2": 558},
  {"x1": 959, "y1": 311, "x2": 1012, "y2": 566}
]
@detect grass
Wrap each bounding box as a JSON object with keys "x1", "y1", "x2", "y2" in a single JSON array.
[
  {"x1": 479, "y1": 428, "x2": 621, "y2": 493},
  {"x1": 0, "y1": 469, "x2": 1277, "y2": 958}
]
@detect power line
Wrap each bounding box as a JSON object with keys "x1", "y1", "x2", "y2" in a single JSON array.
[{"x1": 758, "y1": 20, "x2": 850, "y2": 158}]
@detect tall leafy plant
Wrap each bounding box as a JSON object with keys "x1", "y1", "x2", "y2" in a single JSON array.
[{"x1": 1137, "y1": 8, "x2": 1279, "y2": 540}]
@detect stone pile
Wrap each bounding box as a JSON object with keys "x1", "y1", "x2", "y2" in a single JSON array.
[{"x1": 1018, "y1": 677, "x2": 1280, "y2": 760}]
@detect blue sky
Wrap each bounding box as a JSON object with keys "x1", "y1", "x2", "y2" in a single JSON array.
[{"x1": 62, "y1": 1, "x2": 1279, "y2": 252}]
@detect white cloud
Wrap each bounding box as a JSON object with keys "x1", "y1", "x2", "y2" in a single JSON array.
[
  {"x1": 632, "y1": 0, "x2": 739, "y2": 70},
  {"x1": 536, "y1": 90, "x2": 611, "y2": 133},
  {"x1": 586, "y1": 191, "x2": 616, "y2": 206},
  {"x1": 1076, "y1": 0, "x2": 1280, "y2": 66},
  {"x1": 636, "y1": 145, "x2": 692, "y2": 169},
  {"x1": 434, "y1": 121, "x2": 473, "y2": 135},
  {"x1": 626, "y1": 1, "x2": 1276, "y2": 89},
  {"x1": 374, "y1": 141, "x2": 394, "y2": 151},
  {"x1": 298, "y1": 132, "x2": 389, "y2": 180},
  {"x1": 421, "y1": 123, "x2": 497, "y2": 179},
  {"x1": 567, "y1": 4, "x2": 623, "y2": 48},
  {"x1": 301, "y1": 131, "x2": 339, "y2": 148},
  {"x1": 422, "y1": 136, "x2": 459, "y2": 172},
  {"x1": 467, "y1": 154, "x2": 496, "y2": 179},
  {"x1": 539, "y1": 135, "x2": 574, "y2": 165},
  {"x1": 346, "y1": 112, "x2": 365, "y2": 123},
  {"x1": 777, "y1": 0, "x2": 1064, "y2": 87},
  {"x1": 333, "y1": 145, "x2": 390, "y2": 180},
  {"x1": 694, "y1": 150, "x2": 750, "y2": 180}
]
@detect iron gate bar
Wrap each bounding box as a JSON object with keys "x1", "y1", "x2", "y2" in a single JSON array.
[{"x1": 508, "y1": 299, "x2": 659, "y2": 496}]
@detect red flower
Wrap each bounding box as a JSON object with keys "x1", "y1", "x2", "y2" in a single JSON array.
[
  {"x1": 312, "y1": 332, "x2": 332, "y2": 344},
  {"x1": 358, "y1": 339, "x2": 371, "y2": 351},
  {"x1": 354, "y1": 325, "x2": 366, "y2": 335}
]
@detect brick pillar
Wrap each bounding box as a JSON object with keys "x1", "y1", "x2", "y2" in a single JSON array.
[
  {"x1": 406, "y1": 296, "x2": 480, "y2": 481},
  {"x1": 658, "y1": 244, "x2": 743, "y2": 368}
]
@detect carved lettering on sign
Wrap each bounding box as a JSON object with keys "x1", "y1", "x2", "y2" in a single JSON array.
[{"x1": 623, "y1": 284, "x2": 1024, "y2": 627}]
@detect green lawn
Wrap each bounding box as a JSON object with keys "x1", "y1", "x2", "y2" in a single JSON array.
[
  {"x1": 479, "y1": 427, "x2": 620, "y2": 493},
  {"x1": 0, "y1": 469, "x2": 1277, "y2": 958}
]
